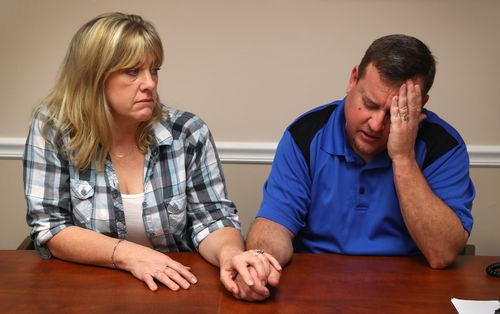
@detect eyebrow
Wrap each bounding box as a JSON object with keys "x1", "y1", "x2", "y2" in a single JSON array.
[
  {"x1": 361, "y1": 92, "x2": 379, "y2": 108},
  {"x1": 360, "y1": 91, "x2": 391, "y2": 116}
]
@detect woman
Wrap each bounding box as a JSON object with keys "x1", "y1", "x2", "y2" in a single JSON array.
[{"x1": 23, "y1": 12, "x2": 279, "y2": 297}]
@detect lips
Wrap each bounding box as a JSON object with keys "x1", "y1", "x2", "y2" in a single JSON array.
[
  {"x1": 360, "y1": 130, "x2": 381, "y2": 143},
  {"x1": 136, "y1": 98, "x2": 153, "y2": 104}
]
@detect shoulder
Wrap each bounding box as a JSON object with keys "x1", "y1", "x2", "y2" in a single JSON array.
[
  {"x1": 418, "y1": 109, "x2": 466, "y2": 169},
  {"x1": 28, "y1": 106, "x2": 61, "y2": 143},
  {"x1": 286, "y1": 101, "x2": 340, "y2": 157},
  {"x1": 159, "y1": 105, "x2": 210, "y2": 142},
  {"x1": 288, "y1": 102, "x2": 339, "y2": 136},
  {"x1": 31, "y1": 106, "x2": 52, "y2": 127}
]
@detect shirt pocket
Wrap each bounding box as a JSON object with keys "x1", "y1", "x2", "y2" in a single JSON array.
[
  {"x1": 70, "y1": 180, "x2": 95, "y2": 227},
  {"x1": 165, "y1": 194, "x2": 187, "y2": 235}
]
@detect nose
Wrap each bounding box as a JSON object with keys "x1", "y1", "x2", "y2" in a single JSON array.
[
  {"x1": 140, "y1": 71, "x2": 156, "y2": 91},
  {"x1": 368, "y1": 110, "x2": 387, "y2": 132}
]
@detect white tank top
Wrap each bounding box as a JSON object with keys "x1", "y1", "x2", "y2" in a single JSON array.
[{"x1": 121, "y1": 193, "x2": 152, "y2": 248}]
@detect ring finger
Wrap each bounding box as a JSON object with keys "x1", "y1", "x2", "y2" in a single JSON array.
[
  {"x1": 398, "y1": 83, "x2": 408, "y2": 118},
  {"x1": 165, "y1": 261, "x2": 198, "y2": 284},
  {"x1": 164, "y1": 267, "x2": 192, "y2": 289},
  {"x1": 154, "y1": 270, "x2": 184, "y2": 291},
  {"x1": 247, "y1": 251, "x2": 270, "y2": 280},
  {"x1": 407, "y1": 81, "x2": 422, "y2": 118}
]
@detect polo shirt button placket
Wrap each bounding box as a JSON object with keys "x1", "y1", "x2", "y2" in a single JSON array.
[{"x1": 356, "y1": 171, "x2": 369, "y2": 211}]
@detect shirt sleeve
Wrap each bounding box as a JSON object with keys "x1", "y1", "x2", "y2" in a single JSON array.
[
  {"x1": 23, "y1": 110, "x2": 73, "y2": 259},
  {"x1": 256, "y1": 130, "x2": 311, "y2": 235},
  {"x1": 423, "y1": 142, "x2": 475, "y2": 234},
  {"x1": 183, "y1": 119, "x2": 241, "y2": 249}
]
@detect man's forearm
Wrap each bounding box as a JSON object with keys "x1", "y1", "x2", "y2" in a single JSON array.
[
  {"x1": 393, "y1": 158, "x2": 468, "y2": 268},
  {"x1": 246, "y1": 218, "x2": 294, "y2": 266}
]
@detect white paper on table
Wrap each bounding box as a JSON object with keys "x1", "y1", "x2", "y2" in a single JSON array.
[{"x1": 451, "y1": 298, "x2": 500, "y2": 314}]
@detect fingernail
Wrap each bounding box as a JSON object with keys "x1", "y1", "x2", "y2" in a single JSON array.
[{"x1": 191, "y1": 277, "x2": 197, "y2": 283}]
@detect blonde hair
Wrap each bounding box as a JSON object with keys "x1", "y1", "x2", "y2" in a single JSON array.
[{"x1": 39, "y1": 12, "x2": 164, "y2": 170}]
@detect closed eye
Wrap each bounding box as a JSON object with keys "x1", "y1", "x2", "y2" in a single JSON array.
[{"x1": 362, "y1": 96, "x2": 379, "y2": 110}]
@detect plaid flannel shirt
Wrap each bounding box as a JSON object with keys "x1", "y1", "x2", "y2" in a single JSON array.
[{"x1": 24, "y1": 105, "x2": 240, "y2": 258}]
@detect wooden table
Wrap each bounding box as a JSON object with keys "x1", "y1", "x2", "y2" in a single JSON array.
[{"x1": 0, "y1": 251, "x2": 498, "y2": 313}]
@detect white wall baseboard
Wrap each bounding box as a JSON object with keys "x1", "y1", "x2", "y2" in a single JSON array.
[
  {"x1": 466, "y1": 145, "x2": 500, "y2": 167},
  {"x1": 0, "y1": 138, "x2": 25, "y2": 160},
  {"x1": 216, "y1": 142, "x2": 277, "y2": 164},
  {"x1": 1, "y1": 137, "x2": 499, "y2": 167}
]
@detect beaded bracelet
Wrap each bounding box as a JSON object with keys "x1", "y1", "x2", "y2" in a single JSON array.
[{"x1": 111, "y1": 239, "x2": 124, "y2": 269}]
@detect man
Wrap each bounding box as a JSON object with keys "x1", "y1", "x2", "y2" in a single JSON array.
[{"x1": 238, "y1": 34, "x2": 475, "y2": 300}]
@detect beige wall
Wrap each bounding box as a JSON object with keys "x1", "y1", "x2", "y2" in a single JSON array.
[
  {"x1": 0, "y1": 160, "x2": 29, "y2": 249},
  {"x1": 468, "y1": 168, "x2": 500, "y2": 255},
  {"x1": 1, "y1": 1, "x2": 499, "y2": 255},
  {"x1": 2, "y1": 0, "x2": 500, "y2": 143}
]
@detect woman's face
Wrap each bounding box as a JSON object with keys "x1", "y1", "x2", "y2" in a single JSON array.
[{"x1": 105, "y1": 54, "x2": 159, "y2": 127}]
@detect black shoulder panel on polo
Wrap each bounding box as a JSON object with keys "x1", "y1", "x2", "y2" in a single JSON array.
[
  {"x1": 418, "y1": 121, "x2": 459, "y2": 170},
  {"x1": 289, "y1": 104, "x2": 338, "y2": 171}
]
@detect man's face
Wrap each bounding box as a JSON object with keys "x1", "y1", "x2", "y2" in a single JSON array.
[{"x1": 344, "y1": 63, "x2": 423, "y2": 162}]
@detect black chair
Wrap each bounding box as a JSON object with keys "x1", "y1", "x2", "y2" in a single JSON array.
[
  {"x1": 461, "y1": 244, "x2": 475, "y2": 256},
  {"x1": 17, "y1": 236, "x2": 35, "y2": 250}
]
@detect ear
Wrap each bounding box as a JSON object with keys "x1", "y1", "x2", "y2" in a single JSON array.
[
  {"x1": 346, "y1": 65, "x2": 359, "y2": 94},
  {"x1": 422, "y1": 94, "x2": 429, "y2": 107}
]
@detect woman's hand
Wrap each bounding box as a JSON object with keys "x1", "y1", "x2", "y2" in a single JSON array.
[
  {"x1": 220, "y1": 249, "x2": 282, "y2": 301},
  {"x1": 114, "y1": 240, "x2": 198, "y2": 291},
  {"x1": 196, "y1": 227, "x2": 282, "y2": 300}
]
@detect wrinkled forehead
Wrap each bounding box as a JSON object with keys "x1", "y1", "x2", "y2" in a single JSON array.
[
  {"x1": 359, "y1": 64, "x2": 425, "y2": 108},
  {"x1": 357, "y1": 68, "x2": 400, "y2": 108}
]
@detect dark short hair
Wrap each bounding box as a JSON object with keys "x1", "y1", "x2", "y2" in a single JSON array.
[{"x1": 357, "y1": 34, "x2": 436, "y2": 95}]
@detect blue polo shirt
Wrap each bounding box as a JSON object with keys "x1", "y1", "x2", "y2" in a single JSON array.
[{"x1": 257, "y1": 98, "x2": 474, "y2": 256}]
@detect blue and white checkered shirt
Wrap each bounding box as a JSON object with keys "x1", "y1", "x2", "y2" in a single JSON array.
[{"x1": 24, "y1": 105, "x2": 240, "y2": 258}]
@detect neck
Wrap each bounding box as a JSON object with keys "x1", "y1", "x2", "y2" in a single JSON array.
[
  {"x1": 110, "y1": 144, "x2": 138, "y2": 159},
  {"x1": 111, "y1": 130, "x2": 139, "y2": 159},
  {"x1": 110, "y1": 119, "x2": 142, "y2": 158},
  {"x1": 112, "y1": 122, "x2": 139, "y2": 139}
]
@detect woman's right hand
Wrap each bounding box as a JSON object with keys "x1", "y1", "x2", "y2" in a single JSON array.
[
  {"x1": 114, "y1": 240, "x2": 198, "y2": 291},
  {"x1": 223, "y1": 249, "x2": 282, "y2": 301}
]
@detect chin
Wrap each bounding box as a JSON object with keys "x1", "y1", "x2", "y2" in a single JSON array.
[
  {"x1": 137, "y1": 110, "x2": 154, "y2": 121},
  {"x1": 354, "y1": 142, "x2": 382, "y2": 160}
]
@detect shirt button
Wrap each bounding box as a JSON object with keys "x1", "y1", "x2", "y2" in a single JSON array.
[{"x1": 359, "y1": 187, "x2": 365, "y2": 194}]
